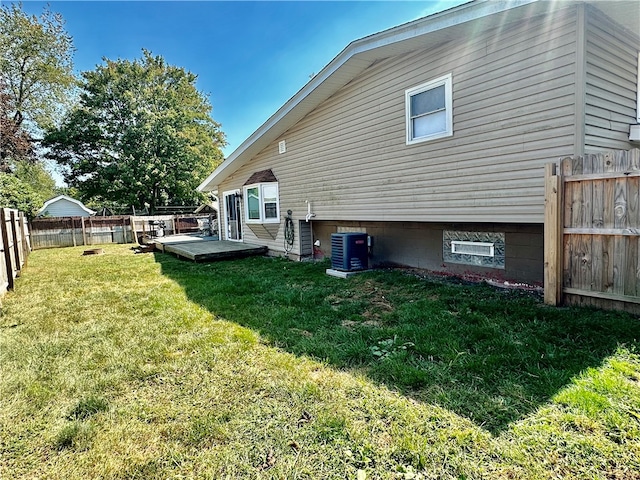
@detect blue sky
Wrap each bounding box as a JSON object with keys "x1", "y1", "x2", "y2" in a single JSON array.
[{"x1": 18, "y1": 1, "x2": 466, "y2": 159}]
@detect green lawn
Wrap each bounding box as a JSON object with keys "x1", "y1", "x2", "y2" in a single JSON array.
[{"x1": 1, "y1": 244, "x2": 639, "y2": 479}]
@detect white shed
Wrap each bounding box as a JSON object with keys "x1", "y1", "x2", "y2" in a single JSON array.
[{"x1": 37, "y1": 195, "x2": 96, "y2": 217}]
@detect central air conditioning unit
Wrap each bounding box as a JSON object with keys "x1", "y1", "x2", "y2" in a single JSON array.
[{"x1": 331, "y1": 233, "x2": 368, "y2": 271}]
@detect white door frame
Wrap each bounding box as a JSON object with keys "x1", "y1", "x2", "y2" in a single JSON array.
[{"x1": 223, "y1": 190, "x2": 243, "y2": 242}]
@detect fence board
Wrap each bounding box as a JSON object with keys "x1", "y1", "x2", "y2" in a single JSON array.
[
  {"x1": 0, "y1": 208, "x2": 30, "y2": 299},
  {"x1": 546, "y1": 148, "x2": 640, "y2": 314},
  {"x1": 10, "y1": 211, "x2": 21, "y2": 269},
  {"x1": 1, "y1": 209, "x2": 14, "y2": 291},
  {"x1": 591, "y1": 233, "x2": 603, "y2": 292},
  {"x1": 626, "y1": 237, "x2": 638, "y2": 297},
  {"x1": 592, "y1": 178, "x2": 604, "y2": 227},
  {"x1": 612, "y1": 236, "x2": 625, "y2": 295},
  {"x1": 603, "y1": 233, "x2": 614, "y2": 293}
]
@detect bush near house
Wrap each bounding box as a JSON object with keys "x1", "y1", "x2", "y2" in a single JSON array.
[{"x1": 1, "y1": 244, "x2": 639, "y2": 479}]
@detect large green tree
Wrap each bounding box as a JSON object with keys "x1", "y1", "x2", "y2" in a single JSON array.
[
  {"x1": 44, "y1": 50, "x2": 226, "y2": 212},
  {"x1": 0, "y1": 161, "x2": 56, "y2": 218},
  {"x1": 0, "y1": 81, "x2": 32, "y2": 172},
  {"x1": 0, "y1": 2, "x2": 75, "y2": 169}
]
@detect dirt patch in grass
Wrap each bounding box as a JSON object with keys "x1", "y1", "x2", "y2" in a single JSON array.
[
  {"x1": 289, "y1": 327, "x2": 313, "y2": 338},
  {"x1": 341, "y1": 318, "x2": 382, "y2": 329}
]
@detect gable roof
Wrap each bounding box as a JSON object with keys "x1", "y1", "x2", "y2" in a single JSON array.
[
  {"x1": 194, "y1": 203, "x2": 218, "y2": 214},
  {"x1": 197, "y1": 0, "x2": 639, "y2": 193},
  {"x1": 37, "y1": 195, "x2": 96, "y2": 216},
  {"x1": 243, "y1": 169, "x2": 278, "y2": 185}
]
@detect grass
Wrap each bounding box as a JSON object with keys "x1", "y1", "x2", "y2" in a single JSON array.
[{"x1": 0, "y1": 244, "x2": 639, "y2": 479}]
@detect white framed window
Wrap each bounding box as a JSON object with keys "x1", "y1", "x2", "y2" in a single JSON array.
[
  {"x1": 405, "y1": 73, "x2": 453, "y2": 144},
  {"x1": 243, "y1": 182, "x2": 279, "y2": 224}
]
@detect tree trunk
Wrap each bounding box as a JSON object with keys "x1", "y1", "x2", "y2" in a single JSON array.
[{"x1": 149, "y1": 185, "x2": 158, "y2": 215}]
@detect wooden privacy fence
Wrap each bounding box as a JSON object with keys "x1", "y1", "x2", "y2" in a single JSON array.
[
  {"x1": 29, "y1": 214, "x2": 216, "y2": 250},
  {"x1": 30, "y1": 216, "x2": 133, "y2": 249},
  {"x1": 545, "y1": 148, "x2": 640, "y2": 315},
  {"x1": 0, "y1": 208, "x2": 30, "y2": 297}
]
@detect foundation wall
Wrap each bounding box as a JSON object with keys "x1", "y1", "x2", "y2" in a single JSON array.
[{"x1": 310, "y1": 221, "x2": 544, "y2": 285}]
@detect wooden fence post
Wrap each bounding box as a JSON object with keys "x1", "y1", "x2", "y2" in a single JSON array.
[
  {"x1": 9, "y1": 211, "x2": 21, "y2": 273},
  {"x1": 544, "y1": 163, "x2": 563, "y2": 305},
  {"x1": 81, "y1": 217, "x2": 87, "y2": 246},
  {"x1": 71, "y1": 217, "x2": 77, "y2": 247},
  {"x1": 19, "y1": 212, "x2": 29, "y2": 267},
  {"x1": 131, "y1": 216, "x2": 138, "y2": 243},
  {"x1": 1, "y1": 209, "x2": 15, "y2": 290}
]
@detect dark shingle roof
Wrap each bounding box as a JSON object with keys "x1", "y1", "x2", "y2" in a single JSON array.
[{"x1": 244, "y1": 169, "x2": 278, "y2": 185}]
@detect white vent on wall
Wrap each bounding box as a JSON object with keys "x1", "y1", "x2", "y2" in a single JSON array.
[
  {"x1": 451, "y1": 240, "x2": 495, "y2": 257},
  {"x1": 278, "y1": 140, "x2": 286, "y2": 154},
  {"x1": 337, "y1": 226, "x2": 366, "y2": 233}
]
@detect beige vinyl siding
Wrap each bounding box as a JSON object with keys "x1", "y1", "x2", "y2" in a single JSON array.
[
  {"x1": 219, "y1": 7, "x2": 579, "y2": 252},
  {"x1": 585, "y1": 7, "x2": 640, "y2": 153}
]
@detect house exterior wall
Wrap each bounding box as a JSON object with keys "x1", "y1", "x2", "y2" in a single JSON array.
[
  {"x1": 584, "y1": 6, "x2": 640, "y2": 153},
  {"x1": 215, "y1": 4, "x2": 636, "y2": 283},
  {"x1": 275, "y1": 6, "x2": 578, "y2": 225},
  {"x1": 41, "y1": 199, "x2": 92, "y2": 217},
  {"x1": 218, "y1": 6, "x2": 579, "y2": 251}
]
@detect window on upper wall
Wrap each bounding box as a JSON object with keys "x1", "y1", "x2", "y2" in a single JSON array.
[
  {"x1": 244, "y1": 183, "x2": 279, "y2": 224},
  {"x1": 405, "y1": 73, "x2": 453, "y2": 145}
]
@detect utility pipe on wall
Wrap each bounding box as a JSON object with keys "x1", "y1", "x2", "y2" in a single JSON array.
[{"x1": 305, "y1": 200, "x2": 316, "y2": 222}]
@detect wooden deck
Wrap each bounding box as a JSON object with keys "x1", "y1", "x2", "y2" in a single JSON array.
[{"x1": 152, "y1": 235, "x2": 268, "y2": 262}]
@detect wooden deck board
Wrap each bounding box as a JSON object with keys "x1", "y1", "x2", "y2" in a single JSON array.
[{"x1": 153, "y1": 235, "x2": 267, "y2": 261}]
